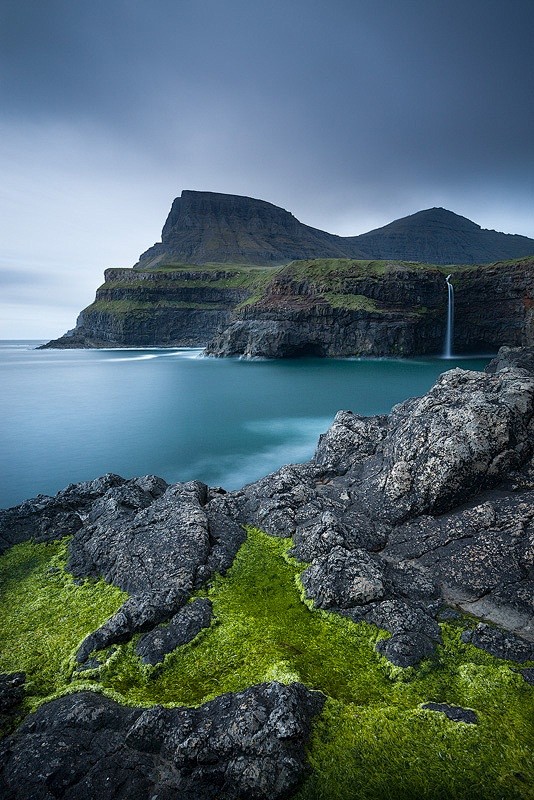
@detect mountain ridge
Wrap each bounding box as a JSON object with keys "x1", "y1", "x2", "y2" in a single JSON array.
[{"x1": 136, "y1": 191, "x2": 534, "y2": 267}]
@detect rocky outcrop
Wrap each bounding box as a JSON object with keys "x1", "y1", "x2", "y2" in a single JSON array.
[{"x1": 0, "y1": 683, "x2": 324, "y2": 800}]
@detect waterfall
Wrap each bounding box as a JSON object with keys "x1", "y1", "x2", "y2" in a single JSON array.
[{"x1": 444, "y1": 274, "x2": 454, "y2": 358}]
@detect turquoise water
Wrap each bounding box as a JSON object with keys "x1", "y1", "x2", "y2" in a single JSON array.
[{"x1": 0, "y1": 341, "x2": 491, "y2": 509}]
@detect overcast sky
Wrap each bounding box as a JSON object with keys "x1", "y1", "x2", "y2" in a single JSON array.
[{"x1": 1, "y1": 0, "x2": 533, "y2": 337}]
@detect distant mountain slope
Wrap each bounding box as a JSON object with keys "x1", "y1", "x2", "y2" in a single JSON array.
[
  {"x1": 136, "y1": 191, "x2": 534, "y2": 267},
  {"x1": 351, "y1": 207, "x2": 534, "y2": 264},
  {"x1": 136, "y1": 190, "x2": 365, "y2": 267}
]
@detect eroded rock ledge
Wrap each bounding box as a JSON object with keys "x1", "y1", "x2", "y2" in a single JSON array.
[{"x1": 1, "y1": 345, "x2": 533, "y2": 797}]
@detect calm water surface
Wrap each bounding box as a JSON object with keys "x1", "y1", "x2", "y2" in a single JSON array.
[{"x1": 0, "y1": 341, "x2": 491, "y2": 509}]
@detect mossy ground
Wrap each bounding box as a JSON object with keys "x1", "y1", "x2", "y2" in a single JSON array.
[
  {"x1": 0, "y1": 529, "x2": 532, "y2": 798},
  {"x1": 0, "y1": 539, "x2": 126, "y2": 713}
]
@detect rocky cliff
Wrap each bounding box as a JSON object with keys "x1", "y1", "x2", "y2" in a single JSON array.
[
  {"x1": 206, "y1": 257, "x2": 534, "y2": 358},
  {"x1": 1, "y1": 347, "x2": 533, "y2": 798},
  {"x1": 42, "y1": 191, "x2": 534, "y2": 352},
  {"x1": 42, "y1": 256, "x2": 534, "y2": 355}
]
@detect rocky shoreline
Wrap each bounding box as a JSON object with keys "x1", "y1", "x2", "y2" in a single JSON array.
[{"x1": 1, "y1": 346, "x2": 533, "y2": 798}]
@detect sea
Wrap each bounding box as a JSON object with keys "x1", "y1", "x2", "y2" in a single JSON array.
[{"x1": 0, "y1": 341, "x2": 492, "y2": 510}]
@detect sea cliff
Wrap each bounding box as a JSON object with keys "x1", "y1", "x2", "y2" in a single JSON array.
[
  {"x1": 43, "y1": 257, "x2": 534, "y2": 357},
  {"x1": 41, "y1": 191, "x2": 534, "y2": 355}
]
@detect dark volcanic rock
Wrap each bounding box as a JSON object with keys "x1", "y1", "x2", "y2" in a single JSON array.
[
  {"x1": 461, "y1": 624, "x2": 534, "y2": 663},
  {"x1": 136, "y1": 598, "x2": 213, "y2": 665},
  {"x1": 0, "y1": 473, "x2": 145, "y2": 555},
  {"x1": 0, "y1": 683, "x2": 324, "y2": 800},
  {"x1": 422, "y1": 702, "x2": 478, "y2": 724},
  {"x1": 301, "y1": 546, "x2": 386, "y2": 609},
  {"x1": 0, "y1": 674, "x2": 25, "y2": 736},
  {"x1": 363, "y1": 366, "x2": 534, "y2": 521},
  {"x1": 2, "y1": 345, "x2": 533, "y2": 676}
]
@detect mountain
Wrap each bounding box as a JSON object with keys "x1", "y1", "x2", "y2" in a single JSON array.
[
  {"x1": 351, "y1": 207, "x2": 534, "y2": 264},
  {"x1": 135, "y1": 191, "x2": 534, "y2": 267},
  {"x1": 136, "y1": 190, "x2": 365, "y2": 267}
]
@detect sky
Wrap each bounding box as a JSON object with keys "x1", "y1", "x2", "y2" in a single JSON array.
[{"x1": 1, "y1": 0, "x2": 533, "y2": 338}]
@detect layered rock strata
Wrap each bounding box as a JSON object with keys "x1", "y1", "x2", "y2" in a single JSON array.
[
  {"x1": 43, "y1": 257, "x2": 534, "y2": 355},
  {"x1": 42, "y1": 191, "x2": 534, "y2": 352},
  {"x1": 1, "y1": 346, "x2": 533, "y2": 796}
]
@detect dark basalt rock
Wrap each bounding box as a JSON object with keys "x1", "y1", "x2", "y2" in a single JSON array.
[
  {"x1": 0, "y1": 474, "x2": 167, "y2": 555},
  {"x1": 76, "y1": 588, "x2": 191, "y2": 664},
  {"x1": 422, "y1": 702, "x2": 478, "y2": 725},
  {"x1": 0, "y1": 683, "x2": 325, "y2": 800},
  {"x1": 2, "y1": 346, "x2": 533, "y2": 677},
  {"x1": 0, "y1": 674, "x2": 25, "y2": 736},
  {"x1": 461, "y1": 624, "x2": 534, "y2": 663},
  {"x1": 136, "y1": 597, "x2": 213, "y2": 665}
]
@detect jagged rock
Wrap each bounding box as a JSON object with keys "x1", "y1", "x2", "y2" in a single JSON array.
[
  {"x1": 313, "y1": 411, "x2": 388, "y2": 475},
  {"x1": 486, "y1": 345, "x2": 534, "y2": 375},
  {"x1": 2, "y1": 348, "x2": 533, "y2": 678},
  {"x1": 136, "y1": 598, "x2": 213, "y2": 665},
  {"x1": 0, "y1": 674, "x2": 25, "y2": 736},
  {"x1": 366, "y1": 366, "x2": 534, "y2": 521},
  {"x1": 67, "y1": 481, "x2": 236, "y2": 594},
  {"x1": 422, "y1": 703, "x2": 478, "y2": 724},
  {"x1": 301, "y1": 546, "x2": 386, "y2": 609},
  {"x1": 461, "y1": 624, "x2": 534, "y2": 662},
  {"x1": 376, "y1": 631, "x2": 437, "y2": 667},
  {"x1": 0, "y1": 683, "x2": 324, "y2": 800},
  {"x1": 76, "y1": 588, "x2": 190, "y2": 663},
  {"x1": 0, "y1": 474, "x2": 167, "y2": 555},
  {"x1": 519, "y1": 668, "x2": 534, "y2": 684}
]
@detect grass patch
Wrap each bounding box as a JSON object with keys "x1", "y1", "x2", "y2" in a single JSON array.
[
  {"x1": 1, "y1": 530, "x2": 532, "y2": 797},
  {"x1": 323, "y1": 293, "x2": 380, "y2": 312},
  {"x1": 0, "y1": 540, "x2": 126, "y2": 713}
]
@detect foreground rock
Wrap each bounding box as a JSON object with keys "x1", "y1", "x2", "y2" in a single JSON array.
[
  {"x1": 0, "y1": 683, "x2": 324, "y2": 800},
  {"x1": 1, "y1": 346, "x2": 533, "y2": 796}
]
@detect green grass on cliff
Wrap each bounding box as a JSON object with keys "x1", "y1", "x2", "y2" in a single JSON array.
[{"x1": 0, "y1": 530, "x2": 532, "y2": 798}]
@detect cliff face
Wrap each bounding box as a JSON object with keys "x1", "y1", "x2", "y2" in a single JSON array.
[
  {"x1": 43, "y1": 265, "x2": 271, "y2": 348},
  {"x1": 41, "y1": 190, "x2": 534, "y2": 353},
  {"x1": 206, "y1": 258, "x2": 534, "y2": 358},
  {"x1": 42, "y1": 257, "x2": 534, "y2": 356},
  {"x1": 206, "y1": 261, "x2": 446, "y2": 358},
  {"x1": 136, "y1": 190, "x2": 363, "y2": 268}
]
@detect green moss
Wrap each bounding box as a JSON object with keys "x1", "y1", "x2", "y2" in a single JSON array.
[
  {"x1": 0, "y1": 540, "x2": 126, "y2": 712},
  {"x1": 1, "y1": 530, "x2": 532, "y2": 798},
  {"x1": 323, "y1": 292, "x2": 380, "y2": 312}
]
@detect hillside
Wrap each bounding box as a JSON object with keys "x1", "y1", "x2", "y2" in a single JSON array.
[
  {"x1": 352, "y1": 207, "x2": 534, "y2": 264},
  {"x1": 135, "y1": 191, "x2": 534, "y2": 268}
]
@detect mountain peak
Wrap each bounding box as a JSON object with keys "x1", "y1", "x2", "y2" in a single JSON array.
[{"x1": 135, "y1": 191, "x2": 534, "y2": 268}]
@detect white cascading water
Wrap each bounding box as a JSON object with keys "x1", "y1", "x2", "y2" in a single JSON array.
[{"x1": 444, "y1": 273, "x2": 454, "y2": 358}]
